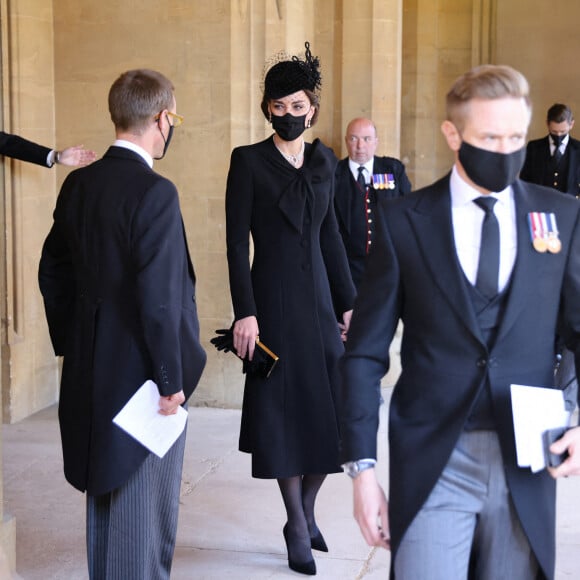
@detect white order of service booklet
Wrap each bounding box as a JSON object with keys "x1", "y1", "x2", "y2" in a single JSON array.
[
  {"x1": 113, "y1": 379, "x2": 188, "y2": 458},
  {"x1": 510, "y1": 383, "x2": 570, "y2": 472}
]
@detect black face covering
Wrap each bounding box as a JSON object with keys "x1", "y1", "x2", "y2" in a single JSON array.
[
  {"x1": 458, "y1": 140, "x2": 526, "y2": 192},
  {"x1": 154, "y1": 121, "x2": 174, "y2": 160},
  {"x1": 271, "y1": 113, "x2": 308, "y2": 142},
  {"x1": 550, "y1": 133, "x2": 566, "y2": 147}
]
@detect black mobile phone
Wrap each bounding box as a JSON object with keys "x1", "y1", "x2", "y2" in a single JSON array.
[{"x1": 542, "y1": 427, "x2": 570, "y2": 467}]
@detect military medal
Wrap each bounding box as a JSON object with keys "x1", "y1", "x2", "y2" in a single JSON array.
[
  {"x1": 533, "y1": 237, "x2": 547, "y2": 252},
  {"x1": 528, "y1": 212, "x2": 547, "y2": 253},
  {"x1": 546, "y1": 212, "x2": 562, "y2": 254},
  {"x1": 371, "y1": 173, "x2": 396, "y2": 190}
]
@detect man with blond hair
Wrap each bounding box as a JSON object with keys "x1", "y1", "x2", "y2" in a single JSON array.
[{"x1": 341, "y1": 65, "x2": 580, "y2": 579}]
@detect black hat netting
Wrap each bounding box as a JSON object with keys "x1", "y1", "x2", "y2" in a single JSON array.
[{"x1": 263, "y1": 41, "x2": 322, "y2": 100}]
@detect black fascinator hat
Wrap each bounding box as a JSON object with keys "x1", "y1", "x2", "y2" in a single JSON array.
[{"x1": 263, "y1": 41, "x2": 322, "y2": 100}]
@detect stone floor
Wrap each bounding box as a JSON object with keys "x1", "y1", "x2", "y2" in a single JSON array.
[{"x1": 2, "y1": 387, "x2": 579, "y2": 579}]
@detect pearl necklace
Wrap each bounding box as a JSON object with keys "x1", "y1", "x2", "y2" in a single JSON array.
[{"x1": 275, "y1": 140, "x2": 305, "y2": 166}]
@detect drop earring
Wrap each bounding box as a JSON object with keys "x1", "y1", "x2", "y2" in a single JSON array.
[
  {"x1": 268, "y1": 111, "x2": 272, "y2": 123},
  {"x1": 307, "y1": 118, "x2": 311, "y2": 128}
]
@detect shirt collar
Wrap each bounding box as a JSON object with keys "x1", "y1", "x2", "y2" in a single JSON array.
[
  {"x1": 348, "y1": 157, "x2": 374, "y2": 176},
  {"x1": 450, "y1": 164, "x2": 512, "y2": 208},
  {"x1": 551, "y1": 134, "x2": 569, "y2": 149},
  {"x1": 113, "y1": 139, "x2": 154, "y2": 168}
]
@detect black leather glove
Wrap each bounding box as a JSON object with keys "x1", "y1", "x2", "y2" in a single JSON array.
[
  {"x1": 210, "y1": 327, "x2": 235, "y2": 353},
  {"x1": 210, "y1": 325, "x2": 278, "y2": 379}
]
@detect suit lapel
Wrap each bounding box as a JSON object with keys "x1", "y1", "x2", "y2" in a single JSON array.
[
  {"x1": 495, "y1": 180, "x2": 543, "y2": 345},
  {"x1": 407, "y1": 175, "x2": 483, "y2": 343}
]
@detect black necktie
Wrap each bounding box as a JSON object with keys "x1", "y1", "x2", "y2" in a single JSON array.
[
  {"x1": 473, "y1": 197, "x2": 499, "y2": 299},
  {"x1": 553, "y1": 143, "x2": 563, "y2": 164},
  {"x1": 357, "y1": 166, "x2": 366, "y2": 190}
]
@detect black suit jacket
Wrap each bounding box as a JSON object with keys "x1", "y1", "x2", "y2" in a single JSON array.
[
  {"x1": 39, "y1": 146, "x2": 206, "y2": 495},
  {"x1": 0, "y1": 130, "x2": 52, "y2": 166},
  {"x1": 334, "y1": 155, "x2": 411, "y2": 287},
  {"x1": 341, "y1": 175, "x2": 580, "y2": 579},
  {"x1": 520, "y1": 135, "x2": 580, "y2": 196}
]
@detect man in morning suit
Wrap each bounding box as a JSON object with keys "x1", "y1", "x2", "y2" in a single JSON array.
[
  {"x1": 520, "y1": 103, "x2": 580, "y2": 197},
  {"x1": 340, "y1": 65, "x2": 580, "y2": 579},
  {"x1": 0, "y1": 131, "x2": 96, "y2": 167},
  {"x1": 38, "y1": 69, "x2": 206, "y2": 579},
  {"x1": 334, "y1": 117, "x2": 411, "y2": 289}
]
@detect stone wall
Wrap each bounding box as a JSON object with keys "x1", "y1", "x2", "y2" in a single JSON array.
[{"x1": 49, "y1": 0, "x2": 403, "y2": 410}]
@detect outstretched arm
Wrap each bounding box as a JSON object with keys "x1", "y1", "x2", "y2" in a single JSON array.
[{"x1": 56, "y1": 145, "x2": 97, "y2": 167}]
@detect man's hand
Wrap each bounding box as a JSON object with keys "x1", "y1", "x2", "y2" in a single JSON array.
[
  {"x1": 158, "y1": 390, "x2": 185, "y2": 416},
  {"x1": 352, "y1": 468, "x2": 390, "y2": 549},
  {"x1": 548, "y1": 425, "x2": 580, "y2": 478},
  {"x1": 58, "y1": 145, "x2": 97, "y2": 167}
]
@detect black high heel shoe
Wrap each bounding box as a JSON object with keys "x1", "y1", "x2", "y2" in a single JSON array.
[
  {"x1": 310, "y1": 530, "x2": 328, "y2": 552},
  {"x1": 283, "y1": 523, "x2": 316, "y2": 575}
]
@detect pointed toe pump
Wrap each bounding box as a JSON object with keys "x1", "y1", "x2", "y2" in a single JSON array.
[{"x1": 283, "y1": 523, "x2": 317, "y2": 575}]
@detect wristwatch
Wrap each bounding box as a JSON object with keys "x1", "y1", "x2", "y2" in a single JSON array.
[{"x1": 343, "y1": 459, "x2": 376, "y2": 479}]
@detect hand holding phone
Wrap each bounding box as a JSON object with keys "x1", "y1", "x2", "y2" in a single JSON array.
[{"x1": 542, "y1": 427, "x2": 570, "y2": 468}]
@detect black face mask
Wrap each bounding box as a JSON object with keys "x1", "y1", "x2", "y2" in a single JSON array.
[
  {"x1": 271, "y1": 113, "x2": 307, "y2": 142},
  {"x1": 154, "y1": 121, "x2": 174, "y2": 160},
  {"x1": 458, "y1": 140, "x2": 526, "y2": 192},
  {"x1": 550, "y1": 133, "x2": 566, "y2": 147}
]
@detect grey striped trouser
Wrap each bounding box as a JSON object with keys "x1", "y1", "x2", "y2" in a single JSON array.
[
  {"x1": 86, "y1": 429, "x2": 186, "y2": 580},
  {"x1": 394, "y1": 429, "x2": 539, "y2": 580}
]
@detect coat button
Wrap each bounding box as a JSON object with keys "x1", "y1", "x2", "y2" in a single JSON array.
[{"x1": 477, "y1": 358, "x2": 487, "y2": 368}]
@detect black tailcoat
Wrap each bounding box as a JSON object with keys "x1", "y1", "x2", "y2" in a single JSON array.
[
  {"x1": 341, "y1": 175, "x2": 580, "y2": 579},
  {"x1": 39, "y1": 146, "x2": 206, "y2": 495}
]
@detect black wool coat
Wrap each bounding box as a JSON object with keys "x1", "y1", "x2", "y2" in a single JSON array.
[
  {"x1": 39, "y1": 146, "x2": 206, "y2": 495},
  {"x1": 226, "y1": 136, "x2": 356, "y2": 478}
]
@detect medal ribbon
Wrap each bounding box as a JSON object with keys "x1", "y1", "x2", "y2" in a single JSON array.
[
  {"x1": 528, "y1": 212, "x2": 545, "y2": 243},
  {"x1": 547, "y1": 212, "x2": 558, "y2": 236}
]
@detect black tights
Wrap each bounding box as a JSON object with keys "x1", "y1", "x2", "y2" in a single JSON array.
[{"x1": 277, "y1": 474, "x2": 326, "y2": 562}]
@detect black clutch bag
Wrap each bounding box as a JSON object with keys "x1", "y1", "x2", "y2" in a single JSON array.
[{"x1": 210, "y1": 327, "x2": 279, "y2": 379}]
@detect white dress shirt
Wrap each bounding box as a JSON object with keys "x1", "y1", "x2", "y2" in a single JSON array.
[
  {"x1": 349, "y1": 158, "x2": 374, "y2": 184},
  {"x1": 450, "y1": 165, "x2": 517, "y2": 292},
  {"x1": 113, "y1": 139, "x2": 153, "y2": 168}
]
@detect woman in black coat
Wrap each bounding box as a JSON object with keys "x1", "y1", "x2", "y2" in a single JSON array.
[{"x1": 225, "y1": 43, "x2": 355, "y2": 575}]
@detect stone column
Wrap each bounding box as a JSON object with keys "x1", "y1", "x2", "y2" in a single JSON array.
[{"x1": 335, "y1": 0, "x2": 403, "y2": 159}]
